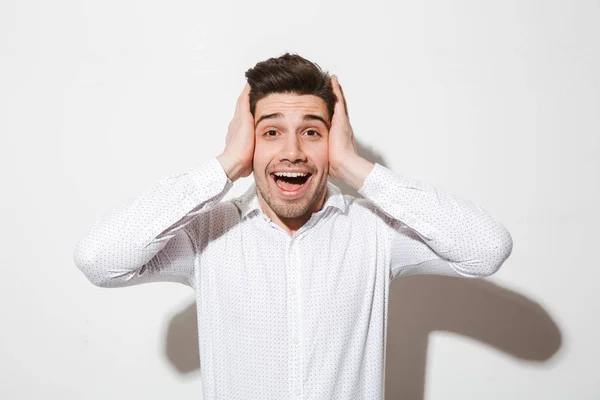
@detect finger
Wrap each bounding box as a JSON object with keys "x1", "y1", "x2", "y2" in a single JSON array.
[
  {"x1": 338, "y1": 81, "x2": 349, "y2": 117},
  {"x1": 332, "y1": 75, "x2": 349, "y2": 117},
  {"x1": 237, "y1": 82, "x2": 251, "y2": 112}
]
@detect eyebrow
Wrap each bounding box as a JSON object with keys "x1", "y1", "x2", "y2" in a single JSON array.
[{"x1": 255, "y1": 112, "x2": 330, "y2": 130}]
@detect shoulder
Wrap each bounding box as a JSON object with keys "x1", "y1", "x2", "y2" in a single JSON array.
[
  {"x1": 345, "y1": 194, "x2": 397, "y2": 230},
  {"x1": 185, "y1": 199, "x2": 241, "y2": 238},
  {"x1": 209, "y1": 199, "x2": 242, "y2": 221}
]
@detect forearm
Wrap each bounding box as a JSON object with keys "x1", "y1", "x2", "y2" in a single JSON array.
[
  {"x1": 358, "y1": 163, "x2": 513, "y2": 277},
  {"x1": 73, "y1": 156, "x2": 233, "y2": 287}
]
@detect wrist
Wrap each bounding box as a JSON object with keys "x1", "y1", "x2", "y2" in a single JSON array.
[
  {"x1": 335, "y1": 154, "x2": 375, "y2": 191},
  {"x1": 217, "y1": 153, "x2": 244, "y2": 183}
]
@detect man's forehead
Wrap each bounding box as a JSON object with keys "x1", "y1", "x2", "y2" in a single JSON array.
[
  {"x1": 255, "y1": 93, "x2": 329, "y2": 126},
  {"x1": 256, "y1": 93, "x2": 326, "y2": 113}
]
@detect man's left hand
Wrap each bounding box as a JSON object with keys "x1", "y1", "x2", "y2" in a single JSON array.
[{"x1": 328, "y1": 75, "x2": 359, "y2": 181}]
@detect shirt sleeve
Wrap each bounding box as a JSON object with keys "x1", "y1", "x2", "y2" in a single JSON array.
[
  {"x1": 73, "y1": 156, "x2": 233, "y2": 288},
  {"x1": 357, "y1": 163, "x2": 513, "y2": 280}
]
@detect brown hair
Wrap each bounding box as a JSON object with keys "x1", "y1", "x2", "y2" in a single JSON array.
[{"x1": 244, "y1": 52, "x2": 336, "y2": 121}]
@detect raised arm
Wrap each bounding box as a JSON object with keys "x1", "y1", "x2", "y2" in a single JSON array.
[
  {"x1": 327, "y1": 75, "x2": 513, "y2": 279},
  {"x1": 73, "y1": 157, "x2": 234, "y2": 288},
  {"x1": 73, "y1": 82, "x2": 256, "y2": 288},
  {"x1": 358, "y1": 163, "x2": 513, "y2": 279}
]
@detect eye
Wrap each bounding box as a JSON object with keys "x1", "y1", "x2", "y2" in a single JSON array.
[
  {"x1": 265, "y1": 130, "x2": 278, "y2": 137},
  {"x1": 305, "y1": 130, "x2": 320, "y2": 137}
]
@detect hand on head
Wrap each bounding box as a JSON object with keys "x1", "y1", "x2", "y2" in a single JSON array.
[
  {"x1": 328, "y1": 75, "x2": 358, "y2": 181},
  {"x1": 217, "y1": 83, "x2": 256, "y2": 182}
]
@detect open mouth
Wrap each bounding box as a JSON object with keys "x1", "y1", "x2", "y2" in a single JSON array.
[{"x1": 270, "y1": 172, "x2": 312, "y2": 197}]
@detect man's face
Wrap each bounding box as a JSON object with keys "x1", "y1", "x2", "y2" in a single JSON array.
[{"x1": 253, "y1": 92, "x2": 330, "y2": 220}]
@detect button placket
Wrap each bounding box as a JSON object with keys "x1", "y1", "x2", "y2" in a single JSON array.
[{"x1": 287, "y1": 238, "x2": 303, "y2": 398}]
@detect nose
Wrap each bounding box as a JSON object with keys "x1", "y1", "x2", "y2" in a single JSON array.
[{"x1": 279, "y1": 133, "x2": 307, "y2": 163}]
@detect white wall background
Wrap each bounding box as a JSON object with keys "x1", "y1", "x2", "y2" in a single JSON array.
[{"x1": 1, "y1": 0, "x2": 598, "y2": 398}]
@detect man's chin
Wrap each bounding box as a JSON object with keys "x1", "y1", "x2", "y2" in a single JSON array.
[
  {"x1": 256, "y1": 174, "x2": 327, "y2": 219},
  {"x1": 269, "y1": 194, "x2": 314, "y2": 218}
]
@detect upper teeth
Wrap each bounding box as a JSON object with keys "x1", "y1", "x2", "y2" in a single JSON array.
[{"x1": 274, "y1": 172, "x2": 308, "y2": 177}]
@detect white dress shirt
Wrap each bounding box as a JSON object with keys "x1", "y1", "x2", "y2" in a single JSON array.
[{"x1": 73, "y1": 156, "x2": 513, "y2": 400}]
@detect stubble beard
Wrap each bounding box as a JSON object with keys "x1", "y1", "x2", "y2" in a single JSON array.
[{"x1": 256, "y1": 173, "x2": 328, "y2": 219}]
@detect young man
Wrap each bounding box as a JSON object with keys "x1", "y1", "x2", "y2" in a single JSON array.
[{"x1": 74, "y1": 53, "x2": 513, "y2": 399}]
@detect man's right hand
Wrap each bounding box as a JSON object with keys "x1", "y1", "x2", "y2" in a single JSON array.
[{"x1": 217, "y1": 83, "x2": 255, "y2": 182}]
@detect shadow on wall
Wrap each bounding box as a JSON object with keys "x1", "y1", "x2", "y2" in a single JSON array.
[
  {"x1": 163, "y1": 141, "x2": 562, "y2": 399},
  {"x1": 384, "y1": 276, "x2": 561, "y2": 399}
]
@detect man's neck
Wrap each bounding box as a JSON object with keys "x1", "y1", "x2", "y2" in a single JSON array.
[{"x1": 257, "y1": 185, "x2": 328, "y2": 238}]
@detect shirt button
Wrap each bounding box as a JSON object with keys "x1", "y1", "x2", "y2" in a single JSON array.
[
  {"x1": 294, "y1": 336, "x2": 299, "y2": 344},
  {"x1": 296, "y1": 388, "x2": 301, "y2": 396}
]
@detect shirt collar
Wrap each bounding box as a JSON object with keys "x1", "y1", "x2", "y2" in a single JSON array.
[{"x1": 236, "y1": 179, "x2": 347, "y2": 220}]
